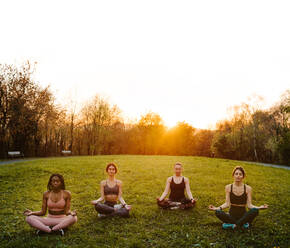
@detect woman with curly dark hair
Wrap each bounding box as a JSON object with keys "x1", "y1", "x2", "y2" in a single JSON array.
[
  {"x1": 91, "y1": 163, "x2": 131, "y2": 218},
  {"x1": 24, "y1": 174, "x2": 77, "y2": 235}
]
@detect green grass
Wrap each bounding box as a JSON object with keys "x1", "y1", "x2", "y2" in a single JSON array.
[{"x1": 0, "y1": 155, "x2": 289, "y2": 248}]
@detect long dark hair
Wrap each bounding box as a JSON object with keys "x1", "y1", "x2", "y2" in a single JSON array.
[{"x1": 47, "y1": 173, "x2": 65, "y2": 191}]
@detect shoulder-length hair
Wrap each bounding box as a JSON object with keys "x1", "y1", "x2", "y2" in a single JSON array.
[
  {"x1": 47, "y1": 173, "x2": 65, "y2": 191},
  {"x1": 106, "y1": 163, "x2": 118, "y2": 173},
  {"x1": 232, "y1": 166, "x2": 246, "y2": 178}
]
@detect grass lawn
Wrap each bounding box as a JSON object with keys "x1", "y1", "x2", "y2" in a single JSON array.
[{"x1": 0, "y1": 155, "x2": 289, "y2": 248}]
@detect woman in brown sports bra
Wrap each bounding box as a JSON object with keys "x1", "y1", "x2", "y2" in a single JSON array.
[
  {"x1": 208, "y1": 166, "x2": 268, "y2": 229},
  {"x1": 24, "y1": 174, "x2": 77, "y2": 235},
  {"x1": 91, "y1": 163, "x2": 131, "y2": 218}
]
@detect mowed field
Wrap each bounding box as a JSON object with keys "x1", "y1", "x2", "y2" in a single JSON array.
[{"x1": 0, "y1": 155, "x2": 289, "y2": 248}]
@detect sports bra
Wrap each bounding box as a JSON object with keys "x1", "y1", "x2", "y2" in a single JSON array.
[
  {"x1": 47, "y1": 190, "x2": 66, "y2": 211},
  {"x1": 104, "y1": 180, "x2": 119, "y2": 196}
]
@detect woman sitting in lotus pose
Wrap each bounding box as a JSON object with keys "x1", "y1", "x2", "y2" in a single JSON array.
[
  {"x1": 157, "y1": 162, "x2": 196, "y2": 209},
  {"x1": 208, "y1": 166, "x2": 268, "y2": 229},
  {"x1": 91, "y1": 163, "x2": 131, "y2": 218},
  {"x1": 24, "y1": 174, "x2": 77, "y2": 236}
]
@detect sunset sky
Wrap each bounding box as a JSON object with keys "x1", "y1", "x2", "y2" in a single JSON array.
[{"x1": 1, "y1": 0, "x2": 289, "y2": 128}]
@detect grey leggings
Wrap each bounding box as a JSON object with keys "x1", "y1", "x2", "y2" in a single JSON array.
[{"x1": 95, "y1": 202, "x2": 130, "y2": 218}]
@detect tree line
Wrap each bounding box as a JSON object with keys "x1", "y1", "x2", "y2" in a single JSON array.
[{"x1": 0, "y1": 62, "x2": 289, "y2": 165}]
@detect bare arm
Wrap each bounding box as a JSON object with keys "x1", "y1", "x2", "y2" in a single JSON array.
[
  {"x1": 209, "y1": 185, "x2": 230, "y2": 211},
  {"x1": 184, "y1": 177, "x2": 194, "y2": 201},
  {"x1": 62, "y1": 190, "x2": 75, "y2": 215},
  {"x1": 117, "y1": 181, "x2": 127, "y2": 205},
  {"x1": 158, "y1": 177, "x2": 171, "y2": 201},
  {"x1": 91, "y1": 181, "x2": 105, "y2": 205},
  {"x1": 24, "y1": 192, "x2": 48, "y2": 216},
  {"x1": 64, "y1": 190, "x2": 77, "y2": 216},
  {"x1": 247, "y1": 186, "x2": 268, "y2": 209},
  {"x1": 220, "y1": 187, "x2": 231, "y2": 209}
]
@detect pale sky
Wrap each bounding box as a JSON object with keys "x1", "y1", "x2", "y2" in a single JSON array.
[{"x1": 1, "y1": 0, "x2": 289, "y2": 128}]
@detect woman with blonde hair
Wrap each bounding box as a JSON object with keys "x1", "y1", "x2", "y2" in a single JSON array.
[{"x1": 157, "y1": 162, "x2": 196, "y2": 210}]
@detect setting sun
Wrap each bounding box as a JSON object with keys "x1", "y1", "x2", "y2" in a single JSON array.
[
  {"x1": 1, "y1": 1, "x2": 289, "y2": 129},
  {"x1": 0, "y1": 1, "x2": 289, "y2": 246}
]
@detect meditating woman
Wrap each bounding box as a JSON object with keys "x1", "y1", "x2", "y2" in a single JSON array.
[
  {"x1": 24, "y1": 174, "x2": 77, "y2": 235},
  {"x1": 208, "y1": 166, "x2": 268, "y2": 229},
  {"x1": 91, "y1": 162, "x2": 131, "y2": 218},
  {"x1": 157, "y1": 162, "x2": 196, "y2": 209}
]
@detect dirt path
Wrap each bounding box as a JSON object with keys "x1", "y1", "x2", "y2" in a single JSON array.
[
  {"x1": 0, "y1": 158, "x2": 40, "y2": 166},
  {"x1": 242, "y1": 161, "x2": 289, "y2": 170}
]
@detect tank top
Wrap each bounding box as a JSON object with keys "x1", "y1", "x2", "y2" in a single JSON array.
[
  {"x1": 169, "y1": 176, "x2": 185, "y2": 202},
  {"x1": 104, "y1": 180, "x2": 119, "y2": 195},
  {"x1": 230, "y1": 184, "x2": 247, "y2": 205},
  {"x1": 229, "y1": 184, "x2": 247, "y2": 219}
]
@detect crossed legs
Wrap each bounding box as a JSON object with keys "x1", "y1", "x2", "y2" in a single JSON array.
[
  {"x1": 26, "y1": 215, "x2": 77, "y2": 233},
  {"x1": 215, "y1": 208, "x2": 259, "y2": 226},
  {"x1": 95, "y1": 202, "x2": 130, "y2": 217}
]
